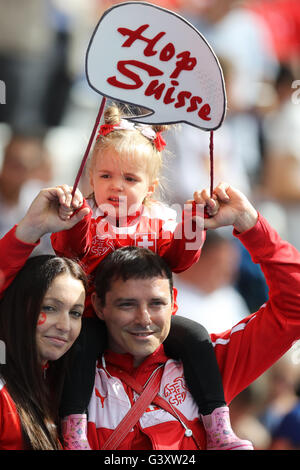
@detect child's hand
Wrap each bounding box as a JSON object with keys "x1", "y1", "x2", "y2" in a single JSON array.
[
  {"x1": 193, "y1": 190, "x2": 219, "y2": 217},
  {"x1": 193, "y1": 182, "x2": 258, "y2": 232},
  {"x1": 56, "y1": 185, "x2": 84, "y2": 220},
  {"x1": 16, "y1": 186, "x2": 90, "y2": 244},
  {"x1": 183, "y1": 192, "x2": 219, "y2": 231}
]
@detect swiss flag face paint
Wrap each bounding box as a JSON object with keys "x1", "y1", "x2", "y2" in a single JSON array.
[{"x1": 37, "y1": 312, "x2": 47, "y2": 326}]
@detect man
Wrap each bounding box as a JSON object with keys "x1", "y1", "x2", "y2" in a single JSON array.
[{"x1": 65, "y1": 182, "x2": 300, "y2": 450}]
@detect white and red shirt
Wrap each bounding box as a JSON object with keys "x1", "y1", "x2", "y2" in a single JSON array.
[{"x1": 87, "y1": 347, "x2": 206, "y2": 450}]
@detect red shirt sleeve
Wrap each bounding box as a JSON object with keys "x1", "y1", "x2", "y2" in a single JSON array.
[
  {"x1": 158, "y1": 204, "x2": 206, "y2": 273},
  {"x1": 210, "y1": 213, "x2": 300, "y2": 404},
  {"x1": 0, "y1": 226, "x2": 39, "y2": 299},
  {"x1": 0, "y1": 382, "x2": 24, "y2": 449}
]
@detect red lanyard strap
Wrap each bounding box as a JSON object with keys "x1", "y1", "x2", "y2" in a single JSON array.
[{"x1": 101, "y1": 365, "x2": 163, "y2": 450}]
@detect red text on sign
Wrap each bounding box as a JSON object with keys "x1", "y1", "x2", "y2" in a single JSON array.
[{"x1": 107, "y1": 24, "x2": 211, "y2": 122}]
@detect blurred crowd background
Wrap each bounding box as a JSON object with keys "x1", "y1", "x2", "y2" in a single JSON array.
[{"x1": 0, "y1": 0, "x2": 299, "y2": 450}]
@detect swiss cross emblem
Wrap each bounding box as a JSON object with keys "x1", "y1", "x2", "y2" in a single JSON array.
[
  {"x1": 134, "y1": 233, "x2": 157, "y2": 252},
  {"x1": 164, "y1": 376, "x2": 188, "y2": 406}
]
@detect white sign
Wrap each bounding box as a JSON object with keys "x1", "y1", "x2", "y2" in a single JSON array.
[{"x1": 86, "y1": 1, "x2": 226, "y2": 131}]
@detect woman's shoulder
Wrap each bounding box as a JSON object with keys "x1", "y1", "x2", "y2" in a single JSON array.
[
  {"x1": 0, "y1": 375, "x2": 24, "y2": 450},
  {"x1": 0, "y1": 376, "x2": 5, "y2": 391}
]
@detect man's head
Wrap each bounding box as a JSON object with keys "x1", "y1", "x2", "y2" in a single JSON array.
[
  {"x1": 91, "y1": 246, "x2": 175, "y2": 366},
  {"x1": 0, "y1": 135, "x2": 52, "y2": 202}
]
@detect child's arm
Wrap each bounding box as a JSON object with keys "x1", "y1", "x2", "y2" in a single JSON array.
[
  {"x1": 158, "y1": 219, "x2": 205, "y2": 273},
  {"x1": 157, "y1": 191, "x2": 219, "y2": 273}
]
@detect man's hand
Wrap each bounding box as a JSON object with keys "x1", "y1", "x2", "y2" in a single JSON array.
[
  {"x1": 15, "y1": 185, "x2": 90, "y2": 244},
  {"x1": 194, "y1": 182, "x2": 258, "y2": 233}
]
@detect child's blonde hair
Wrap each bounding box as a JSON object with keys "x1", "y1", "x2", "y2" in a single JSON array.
[{"x1": 90, "y1": 104, "x2": 170, "y2": 185}]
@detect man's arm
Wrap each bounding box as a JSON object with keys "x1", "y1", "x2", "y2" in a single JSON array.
[
  {"x1": 210, "y1": 213, "x2": 300, "y2": 404},
  {"x1": 0, "y1": 226, "x2": 39, "y2": 298},
  {"x1": 0, "y1": 186, "x2": 89, "y2": 297},
  {"x1": 160, "y1": 182, "x2": 256, "y2": 273}
]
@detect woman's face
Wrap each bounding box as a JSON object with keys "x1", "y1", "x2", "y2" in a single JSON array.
[{"x1": 36, "y1": 273, "x2": 85, "y2": 364}]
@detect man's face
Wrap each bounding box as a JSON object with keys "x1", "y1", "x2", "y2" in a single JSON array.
[{"x1": 92, "y1": 276, "x2": 173, "y2": 366}]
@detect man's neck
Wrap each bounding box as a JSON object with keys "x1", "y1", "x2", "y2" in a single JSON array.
[{"x1": 103, "y1": 345, "x2": 168, "y2": 381}]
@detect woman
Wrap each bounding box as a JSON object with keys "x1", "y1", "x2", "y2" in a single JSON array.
[{"x1": 0, "y1": 186, "x2": 90, "y2": 450}]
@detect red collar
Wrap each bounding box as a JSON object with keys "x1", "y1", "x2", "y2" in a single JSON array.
[
  {"x1": 42, "y1": 362, "x2": 49, "y2": 371},
  {"x1": 42, "y1": 361, "x2": 50, "y2": 378},
  {"x1": 103, "y1": 345, "x2": 168, "y2": 382}
]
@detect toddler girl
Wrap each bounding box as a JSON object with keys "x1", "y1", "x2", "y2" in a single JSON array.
[{"x1": 52, "y1": 104, "x2": 253, "y2": 450}]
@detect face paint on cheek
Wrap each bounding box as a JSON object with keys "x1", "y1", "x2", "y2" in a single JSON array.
[{"x1": 37, "y1": 312, "x2": 47, "y2": 326}]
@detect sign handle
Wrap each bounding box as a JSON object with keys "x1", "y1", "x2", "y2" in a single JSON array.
[
  {"x1": 72, "y1": 96, "x2": 107, "y2": 197},
  {"x1": 209, "y1": 131, "x2": 214, "y2": 197}
]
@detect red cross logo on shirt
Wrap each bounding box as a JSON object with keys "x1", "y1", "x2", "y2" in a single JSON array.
[{"x1": 164, "y1": 377, "x2": 188, "y2": 406}]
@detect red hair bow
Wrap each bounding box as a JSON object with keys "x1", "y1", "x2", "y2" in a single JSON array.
[
  {"x1": 153, "y1": 132, "x2": 166, "y2": 152},
  {"x1": 96, "y1": 124, "x2": 115, "y2": 140}
]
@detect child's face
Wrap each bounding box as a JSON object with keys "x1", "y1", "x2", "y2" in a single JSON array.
[{"x1": 90, "y1": 148, "x2": 157, "y2": 218}]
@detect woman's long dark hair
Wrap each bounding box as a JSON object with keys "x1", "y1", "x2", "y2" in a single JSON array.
[{"x1": 0, "y1": 255, "x2": 88, "y2": 450}]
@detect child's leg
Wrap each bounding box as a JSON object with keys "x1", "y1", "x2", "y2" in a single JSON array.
[
  {"x1": 164, "y1": 315, "x2": 225, "y2": 414},
  {"x1": 60, "y1": 317, "x2": 107, "y2": 450},
  {"x1": 164, "y1": 316, "x2": 253, "y2": 450}
]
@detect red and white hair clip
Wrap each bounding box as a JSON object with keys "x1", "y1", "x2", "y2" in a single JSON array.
[{"x1": 96, "y1": 119, "x2": 166, "y2": 151}]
